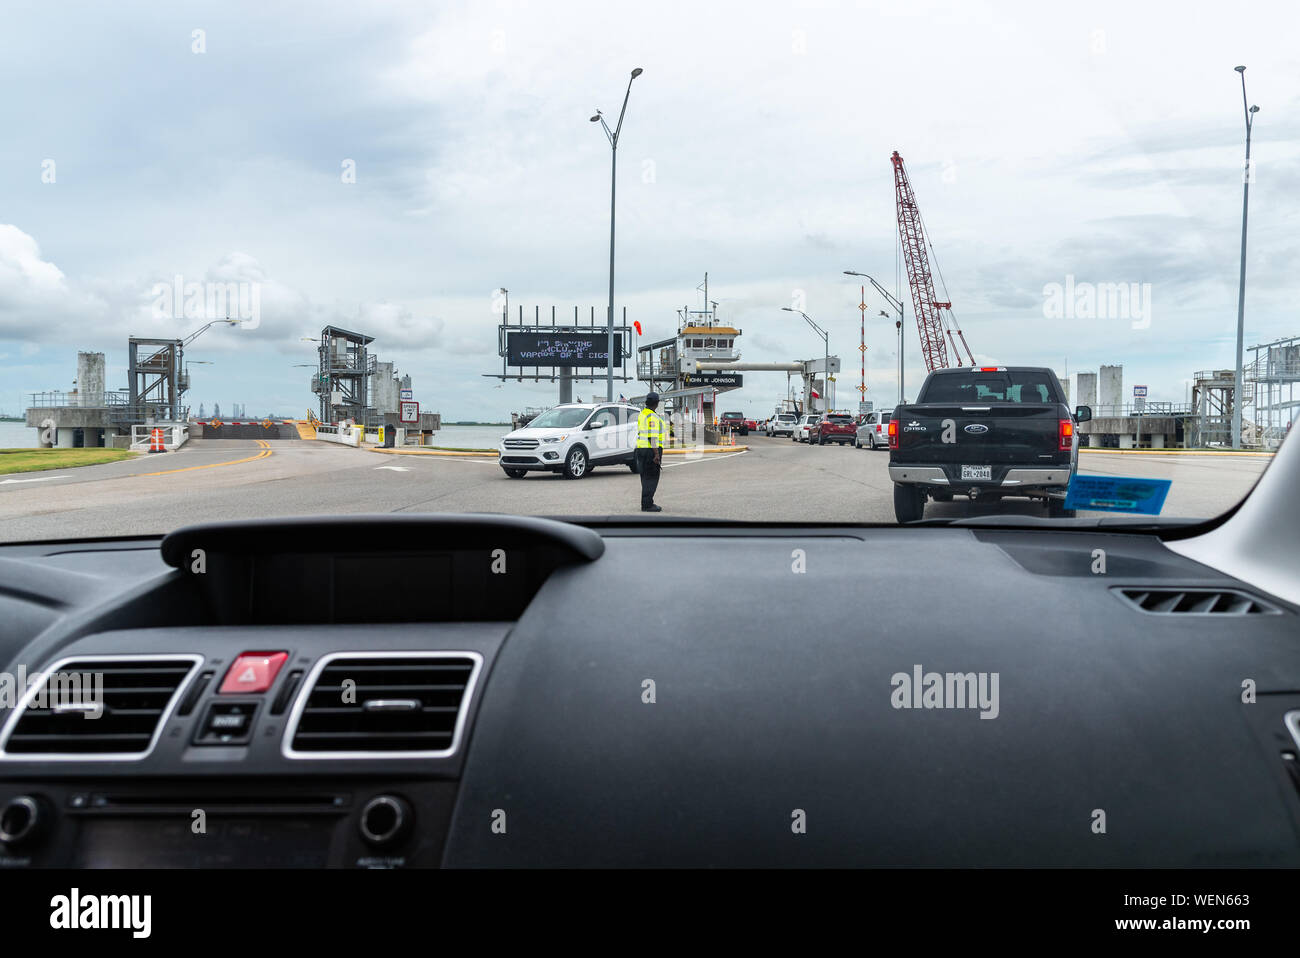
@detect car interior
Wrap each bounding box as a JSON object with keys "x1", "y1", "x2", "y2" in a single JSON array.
[{"x1": 0, "y1": 430, "x2": 1296, "y2": 869}]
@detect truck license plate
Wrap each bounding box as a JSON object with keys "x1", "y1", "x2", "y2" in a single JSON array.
[{"x1": 961, "y1": 465, "x2": 992, "y2": 481}]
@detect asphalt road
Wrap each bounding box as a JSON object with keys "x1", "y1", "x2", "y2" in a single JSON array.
[{"x1": 0, "y1": 435, "x2": 1272, "y2": 541}]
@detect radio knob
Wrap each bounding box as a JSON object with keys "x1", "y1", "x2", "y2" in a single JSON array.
[
  {"x1": 359, "y1": 795, "x2": 412, "y2": 847},
  {"x1": 0, "y1": 795, "x2": 45, "y2": 846}
]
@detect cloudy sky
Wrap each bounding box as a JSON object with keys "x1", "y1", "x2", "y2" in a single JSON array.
[{"x1": 2, "y1": 0, "x2": 1298, "y2": 420}]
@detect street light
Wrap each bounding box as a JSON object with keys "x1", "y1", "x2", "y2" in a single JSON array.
[
  {"x1": 591, "y1": 66, "x2": 644, "y2": 402},
  {"x1": 845, "y1": 270, "x2": 906, "y2": 406},
  {"x1": 1232, "y1": 65, "x2": 1259, "y2": 449},
  {"x1": 783, "y1": 307, "x2": 830, "y2": 414}
]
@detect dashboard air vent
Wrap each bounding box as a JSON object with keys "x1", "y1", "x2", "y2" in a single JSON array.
[
  {"x1": 1115, "y1": 587, "x2": 1282, "y2": 616},
  {"x1": 0, "y1": 655, "x2": 201, "y2": 758},
  {"x1": 284, "y1": 652, "x2": 481, "y2": 758}
]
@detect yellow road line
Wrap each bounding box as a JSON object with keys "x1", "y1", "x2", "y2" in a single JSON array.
[{"x1": 136, "y1": 440, "x2": 273, "y2": 476}]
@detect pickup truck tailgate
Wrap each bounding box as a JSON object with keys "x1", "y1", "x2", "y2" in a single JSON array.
[{"x1": 895, "y1": 405, "x2": 1066, "y2": 464}]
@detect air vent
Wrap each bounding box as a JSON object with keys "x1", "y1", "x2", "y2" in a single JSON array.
[
  {"x1": 283, "y1": 652, "x2": 482, "y2": 759},
  {"x1": 1115, "y1": 587, "x2": 1283, "y2": 615},
  {"x1": 0, "y1": 655, "x2": 201, "y2": 759}
]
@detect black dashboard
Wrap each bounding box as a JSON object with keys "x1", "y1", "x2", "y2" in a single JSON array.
[{"x1": 1, "y1": 515, "x2": 1298, "y2": 868}]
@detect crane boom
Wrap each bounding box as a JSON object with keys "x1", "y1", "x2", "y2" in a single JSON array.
[{"x1": 891, "y1": 151, "x2": 974, "y2": 371}]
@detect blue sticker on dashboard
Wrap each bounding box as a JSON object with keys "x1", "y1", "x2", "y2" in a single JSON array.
[{"x1": 1064, "y1": 475, "x2": 1172, "y2": 515}]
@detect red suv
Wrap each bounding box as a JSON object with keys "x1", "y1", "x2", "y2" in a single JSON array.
[
  {"x1": 808, "y1": 413, "x2": 857, "y2": 446},
  {"x1": 719, "y1": 412, "x2": 748, "y2": 435}
]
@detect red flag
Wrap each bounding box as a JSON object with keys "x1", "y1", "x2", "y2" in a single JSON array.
[{"x1": 811, "y1": 388, "x2": 820, "y2": 399}]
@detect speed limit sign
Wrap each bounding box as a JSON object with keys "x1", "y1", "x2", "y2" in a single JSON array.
[{"x1": 400, "y1": 400, "x2": 419, "y2": 423}]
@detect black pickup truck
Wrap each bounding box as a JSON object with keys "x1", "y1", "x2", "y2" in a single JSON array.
[{"x1": 888, "y1": 366, "x2": 1092, "y2": 522}]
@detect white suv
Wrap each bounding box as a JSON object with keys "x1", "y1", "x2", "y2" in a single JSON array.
[
  {"x1": 499, "y1": 402, "x2": 642, "y2": 479},
  {"x1": 767, "y1": 412, "x2": 798, "y2": 437}
]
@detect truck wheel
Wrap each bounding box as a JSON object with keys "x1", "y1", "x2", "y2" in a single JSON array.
[
  {"x1": 563, "y1": 446, "x2": 588, "y2": 479},
  {"x1": 893, "y1": 484, "x2": 926, "y2": 523},
  {"x1": 1047, "y1": 497, "x2": 1076, "y2": 519}
]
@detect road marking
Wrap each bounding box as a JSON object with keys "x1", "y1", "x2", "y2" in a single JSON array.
[
  {"x1": 0, "y1": 474, "x2": 72, "y2": 484},
  {"x1": 374, "y1": 465, "x2": 412, "y2": 472},
  {"x1": 135, "y1": 440, "x2": 273, "y2": 477},
  {"x1": 663, "y1": 451, "x2": 747, "y2": 468}
]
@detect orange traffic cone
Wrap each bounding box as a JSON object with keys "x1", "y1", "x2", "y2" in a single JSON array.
[{"x1": 149, "y1": 428, "x2": 165, "y2": 453}]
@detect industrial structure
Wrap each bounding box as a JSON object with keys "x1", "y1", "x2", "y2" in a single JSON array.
[
  {"x1": 633, "y1": 276, "x2": 843, "y2": 440},
  {"x1": 1246, "y1": 334, "x2": 1299, "y2": 449},
  {"x1": 25, "y1": 321, "x2": 238, "y2": 448},
  {"x1": 891, "y1": 151, "x2": 974, "y2": 372},
  {"x1": 309, "y1": 325, "x2": 439, "y2": 434}
]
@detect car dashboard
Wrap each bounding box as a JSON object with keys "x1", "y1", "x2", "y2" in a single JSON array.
[{"x1": 1, "y1": 514, "x2": 1298, "y2": 868}]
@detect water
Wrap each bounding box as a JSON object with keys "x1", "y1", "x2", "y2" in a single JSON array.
[
  {"x1": 0, "y1": 421, "x2": 35, "y2": 448},
  {"x1": 426, "y1": 424, "x2": 512, "y2": 449}
]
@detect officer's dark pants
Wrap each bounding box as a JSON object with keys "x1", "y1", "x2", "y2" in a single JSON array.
[{"x1": 635, "y1": 448, "x2": 661, "y2": 509}]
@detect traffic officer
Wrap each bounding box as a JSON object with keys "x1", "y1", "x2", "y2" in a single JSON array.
[{"x1": 635, "y1": 393, "x2": 667, "y2": 512}]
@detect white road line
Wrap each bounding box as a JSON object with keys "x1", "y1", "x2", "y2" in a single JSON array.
[
  {"x1": 0, "y1": 475, "x2": 72, "y2": 484},
  {"x1": 663, "y1": 451, "x2": 747, "y2": 468},
  {"x1": 374, "y1": 465, "x2": 412, "y2": 472}
]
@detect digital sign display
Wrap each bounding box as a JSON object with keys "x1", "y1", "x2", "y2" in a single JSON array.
[{"x1": 506, "y1": 331, "x2": 623, "y2": 368}]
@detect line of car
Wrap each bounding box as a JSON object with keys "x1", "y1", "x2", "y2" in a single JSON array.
[{"x1": 761, "y1": 410, "x2": 894, "y2": 449}]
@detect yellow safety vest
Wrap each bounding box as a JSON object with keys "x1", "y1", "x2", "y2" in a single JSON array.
[{"x1": 637, "y1": 408, "x2": 666, "y2": 448}]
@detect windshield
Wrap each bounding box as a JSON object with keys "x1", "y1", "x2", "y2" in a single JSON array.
[
  {"x1": 920, "y1": 373, "x2": 1062, "y2": 404},
  {"x1": 0, "y1": 2, "x2": 1290, "y2": 538},
  {"x1": 527, "y1": 408, "x2": 592, "y2": 429}
]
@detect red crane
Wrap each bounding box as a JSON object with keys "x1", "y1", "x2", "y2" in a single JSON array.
[{"x1": 891, "y1": 151, "x2": 975, "y2": 371}]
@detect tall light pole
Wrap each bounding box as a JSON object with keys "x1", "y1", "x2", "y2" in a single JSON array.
[
  {"x1": 845, "y1": 271, "x2": 906, "y2": 406},
  {"x1": 783, "y1": 307, "x2": 830, "y2": 413},
  {"x1": 591, "y1": 67, "x2": 643, "y2": 402},
  {"x1": 1232, "y1": 65, "x2": 1259, "y2": 449}
]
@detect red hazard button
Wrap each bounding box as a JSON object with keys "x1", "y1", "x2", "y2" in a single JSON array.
[{"x1": 219, "y1": 652, "x2": 289, "y2": 695}]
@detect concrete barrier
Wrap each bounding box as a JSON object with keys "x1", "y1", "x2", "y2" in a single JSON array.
[
  {"x1": 192, "y1": 421, "x2": 300, "y2": 440},
  {"x1": 130, "y1": 423, "x2": 189, "y2": 451},
  {"x1": 315, "y1": 424, "x2": 360, "y2": 447}
]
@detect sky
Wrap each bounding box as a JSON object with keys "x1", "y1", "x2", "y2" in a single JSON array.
[{"x1": 2, "y1": 0, "x2": 1298, "y2": 421}]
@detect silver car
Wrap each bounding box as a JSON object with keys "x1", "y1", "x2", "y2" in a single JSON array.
[
  {"x1": 792, "y1": 414, "x2": 820, "y2": 443},
  {"x1": 855, "y1": 410, "x2": 893, "y2": 449}
]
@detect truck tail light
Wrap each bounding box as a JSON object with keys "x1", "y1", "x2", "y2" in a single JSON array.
[
  {"x1": 1059, "y1": 418, "x2": 1073, "y2": 450},
  {"x1": 888, "y1": 419, "x2": 899, "y2": 449}
]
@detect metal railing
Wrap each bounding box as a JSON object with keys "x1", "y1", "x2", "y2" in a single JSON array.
[
  {"x1": 29, "y1": 390, "x2": 132, "y2": 407},
  {"x1": 1086, "y1": 403, "x2": 1193, "y2": 418}
]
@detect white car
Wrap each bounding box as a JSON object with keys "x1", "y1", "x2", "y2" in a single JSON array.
[
  {"x1": 498, "y1": 402, "x2": 642, "y2": 479},
  {"x1": 792, "y1": 414, "x2": 820, "y2": 443},
  {"x1": 767, "y1": 413, "x2": 798, "y2": 437}
]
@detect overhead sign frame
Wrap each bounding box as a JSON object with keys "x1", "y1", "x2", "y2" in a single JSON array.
[{"x1": 490, "y1": 320, "x2": 634, "y2": 384}]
